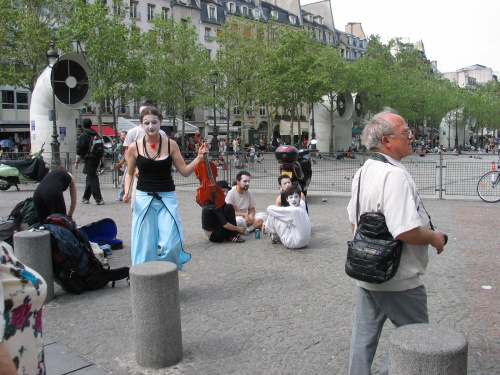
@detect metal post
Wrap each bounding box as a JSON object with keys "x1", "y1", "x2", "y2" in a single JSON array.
[
  {"x1": 455, "y1": 106, "x2": 459, "y2": 149},
  {"x1": 211, "y1": 71, "x2": 218, "y2": 157},
  {"x1": 439, "y1": 151, "x2": 443, "y2": 200},
  {"x1": 46, "y1": 42, "x2": 61, "y2": 168}
]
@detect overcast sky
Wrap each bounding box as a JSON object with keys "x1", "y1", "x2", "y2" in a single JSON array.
[{"x1": 301, "y1": 0, "x2": 500, "y2": 74}]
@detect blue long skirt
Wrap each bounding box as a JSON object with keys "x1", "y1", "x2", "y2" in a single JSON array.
[{"x1": 131, "y1": 190, "x2": 191, "y2": 269}]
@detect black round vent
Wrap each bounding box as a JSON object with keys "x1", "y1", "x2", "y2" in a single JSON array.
[
  {"x1": 337, "y1": 94, "x2": 346, "y2": 117},
  {"x1": 51, "y1": 60, "x2": 89, "y2": 105}
]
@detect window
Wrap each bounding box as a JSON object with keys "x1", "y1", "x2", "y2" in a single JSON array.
[
  {"x1": 205, "y1": 27, "x2": 211, "y2": 41},
  {"x1": 289, "y1": 15, "x2": 296, "y2": 25},
  {"x1": 147, "y1": 4, "x2": 155, "y2": 21},
  {"x1": 2, "y1": 91, "x2": 14, "y2": 109},
  {"x1": 207, "y1": 49, "x2": 212, "y2": 59},
  {"x1": 259, "y1": 103, "x2": 266, "y2": 116},
  {"x1": 16, "y1": 92, "x2": 28, "y2": 110},
  {"x1": 271, "y1": 10, "x2": 278, "y2": 19},
  {"x1": 162, "y1": 7, "x2": 170, "y2": 20},
  {"x1": 114, "y1": 3, "x2": 121, "y2": 14},
  {"x1": 233, "y1": 106, "x2": 240, "y2": 115},
  {"x1": 317, "y1": 17, "x2": 323, "y2": 25},
  {"x1": 241, "y1": 6, "x2": 248, "y2": 16},
  {"x1": 209, "y1": 6, "x2": 216, "y2": 19},
  {"x1": 253, "y1": 9, "x2": 260, "y2": 19},
  {"x1": 308, "y1": 15, "x2": 313, "y2": 22},
  {"x1": 130, "y1": 1, "x2": 139, "y2": 19},
  {"x1": 317, "y1": 29, "x2": 321, "y2": 40},
  {"x1": 228, "y1": 2, "x2": 235, "y2": 13}
]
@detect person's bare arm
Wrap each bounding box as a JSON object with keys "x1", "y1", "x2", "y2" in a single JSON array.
[
  {"x1": 67, "y1": 174, "x2": 77, "y2": 218},
  {"x1": 0, "y1": 342, "x2": 17, "y2": 375},
  {"x1": 396, "y1": 226, "x2": 446, "y2": 254}
]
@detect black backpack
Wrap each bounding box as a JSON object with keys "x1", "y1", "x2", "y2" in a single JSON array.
[
  {"x1": 9, "y1": 197, "x2": 40, "y2": 231},
  {"x1": 88, "y1": 135, "x2": 104, "y2": 159},
  {"x1": 43, "y1": 214, "x2": 129, "y2": 294}
]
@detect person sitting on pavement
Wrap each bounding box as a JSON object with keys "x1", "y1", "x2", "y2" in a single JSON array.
[
  {"x1": 265, "y1": 185, "x2": 311, "y2": 249},
  {"x1": 275, "y1": 175, "x2": 307, "y2": 212},
  {"x1": 201, "y1": 180, "x2": 246, "y2": 243},
  {"x1": 33, "y1": 167, "x2": 77, "y2": 223},
  {"x1": 234, "y1": 155, "x2": 245, "y2": 169},
  {"x1": 225, "y1": 170, "x2": 267, "y2": 235}
]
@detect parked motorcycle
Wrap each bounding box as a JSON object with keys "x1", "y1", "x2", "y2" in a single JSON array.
[
  {"x1": 275, "y1": 145, "x2": 312, "y2": 196},
  {"x1": 0, "y1": 143, "x2": 49, "y2": 191}
]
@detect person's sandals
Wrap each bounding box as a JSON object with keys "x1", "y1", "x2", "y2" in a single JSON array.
[
  {"x1": 270, "y1": 233, "x2": 281, "y2": 244},
  {"x1": 229, "y1": 236, "x2": 245, "y2": 243}
]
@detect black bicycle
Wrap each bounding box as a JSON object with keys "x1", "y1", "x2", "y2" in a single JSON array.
[{"x1": 477, "y1": 162, "x2": 500, "y2": 203}]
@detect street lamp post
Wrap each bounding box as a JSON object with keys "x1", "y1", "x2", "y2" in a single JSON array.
[
  {"x1": 211, "y1": 71, "x2": 219, "y2": 157},
  {"x1": 310, "y1": 104, "x2": 316, "y2": 151},
  {"x1": 46, "y1": 42, "x2": 61, "y2": 168},
  {"x1": 455, "y1": 106, "x2": 459, "y2": 149}
]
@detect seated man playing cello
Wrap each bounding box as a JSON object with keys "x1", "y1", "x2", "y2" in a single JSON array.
[{"x1": 201, "y1": 181, "x2": 246, "y2": 243}]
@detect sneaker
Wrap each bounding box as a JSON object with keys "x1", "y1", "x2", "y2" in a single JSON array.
[
  {"x1": 95, "y1": 199, "x2": 105, "y2": 205},
  {"x1": 242, "y1": 229, "x2": 250, "y2": 236},
  {"x1": 81, "y1": 198, "x2": 90, "y2": 204},
  {"x1": 115, "y1": 197, "x2": 122, "y2": 201},
  {"x1": 270, "y1": 233, "x2": 280, "y2": 244},
  {"x1": 228, "y1": 236, "x2": 245, "y2": 243}
]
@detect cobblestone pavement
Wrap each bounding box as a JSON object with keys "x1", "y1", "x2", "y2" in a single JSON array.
[{"x1": 1, "y1": 184, "x2": 498, "y2": 374}]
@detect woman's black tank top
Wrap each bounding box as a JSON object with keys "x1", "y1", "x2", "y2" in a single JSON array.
[{"x1": 136, "y1": 138, "x2": 175, "y2": 192}]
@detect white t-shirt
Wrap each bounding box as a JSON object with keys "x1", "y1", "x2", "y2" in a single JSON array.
[
  {"x1": 347, "y1": 153, "x2": 431, "y2": 292},
  {"x1": 225, "y1": 187, "x2": 255, "y2": 214},
  {"x1": 266, "y1": 200, "x2": 311, "y2": 249},
  {"x1": 123, "y1": 126, "x2": 166, "y2": 148}
]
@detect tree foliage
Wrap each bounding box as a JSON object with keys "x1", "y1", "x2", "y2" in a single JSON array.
[
  {"x1": 142, "y1": 16, "x2": 213, "y2": 150},
  {"x1": 0, "y1": 0, "x2": 70, "y2": 91}
]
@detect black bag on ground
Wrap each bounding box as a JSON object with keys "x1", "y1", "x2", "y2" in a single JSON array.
[
  {"x1": 9, "y1": 197, "x2": 40, "y2": 231},
  {"x1": 43, "y1": 214, "x2": 129, "y2": 294},
  {"x1": 346, "y1": 212, "x2": 403, "y2": 284}
]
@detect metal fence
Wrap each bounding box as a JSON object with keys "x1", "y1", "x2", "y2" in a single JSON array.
[{"x1": 44, "y1": 151, "x2": 498, "y2": 198}]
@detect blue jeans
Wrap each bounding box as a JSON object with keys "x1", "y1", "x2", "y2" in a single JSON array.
[{"x1": 117, "y1": 166, "x2": 127, "y2": 200}]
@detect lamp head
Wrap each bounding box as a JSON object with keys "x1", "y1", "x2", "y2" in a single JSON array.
[{"x1": 46, "y1": 42, "x2": 59, "y2": 66}]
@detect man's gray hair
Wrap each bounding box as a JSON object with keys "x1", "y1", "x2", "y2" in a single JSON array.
[{"x1": 362, "y1": 108, "x2": 398, "y2": 151}]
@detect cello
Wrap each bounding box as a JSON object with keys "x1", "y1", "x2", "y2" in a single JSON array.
[{"x1": 194, "y1": 132, "x2": 226, "y2": 209}]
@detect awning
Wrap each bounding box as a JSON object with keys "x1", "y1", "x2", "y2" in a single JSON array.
[
  {"x1": 279, "y1": 121, "x2": 309, "y2": 135},
  {"x1": 92, "y1": 125, "x2": 117, "y2": 136}
]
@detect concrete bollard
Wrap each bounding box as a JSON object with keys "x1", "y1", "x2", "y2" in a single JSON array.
[
  {"x1": 390, "y1": 323, "x2": 468, "y2": 375},
  {"x1": 14, "y1": 230, "x2": 54, "y2": 304},
  {"x1": 130, "y1": 261, "x2": 183, "y2": 369}
]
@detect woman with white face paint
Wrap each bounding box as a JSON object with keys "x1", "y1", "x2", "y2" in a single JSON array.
[
  {"x1": 265, "y1": 185, "x2": 311, "y2": 249},
  {"x1": 123, "y1": 106, "x2": 209, "y2": 268}
]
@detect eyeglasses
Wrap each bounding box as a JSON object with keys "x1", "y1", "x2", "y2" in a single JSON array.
[{"x1": 387, "y1": 129, "x2": 413, "y2": 139}]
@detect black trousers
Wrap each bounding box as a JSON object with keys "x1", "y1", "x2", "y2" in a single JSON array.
[
  {"x1": 209, "y1": 203, "x2": 239, "y2": 243},
  {"x1": 82, "y1": 159, "x2": 102, "y2": 201}
]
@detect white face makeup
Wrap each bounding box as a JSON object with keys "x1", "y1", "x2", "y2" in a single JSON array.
[
  {"x1": 287, "y1": 193, "x2": 300, "y2": 207},
  {"x1": 239, "y1": 176, "x2": 251, "y2": 191},
  {"x1": 142, "y1": 115, "x2": 161, "y2": 136}
]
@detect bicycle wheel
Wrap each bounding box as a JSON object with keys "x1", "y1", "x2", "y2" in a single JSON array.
[{"x1": 477, "y1": 171, "x2": 500, "y2": 203}]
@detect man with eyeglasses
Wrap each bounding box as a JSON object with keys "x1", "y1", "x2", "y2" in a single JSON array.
[{"x1": 346, "y1": 108, "x2": 446, "y2": 375}]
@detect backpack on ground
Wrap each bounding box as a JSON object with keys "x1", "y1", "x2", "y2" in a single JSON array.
[
  {"x1": 43, "y1": 214, "x2": 129, "y2": 294},
  {"x1": 9, "y1": 197, "x2": 40, "y2": 231}
]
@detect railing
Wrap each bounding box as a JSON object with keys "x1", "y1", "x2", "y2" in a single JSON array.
[{"x1": 31, "y1": 151, "x2": 499, "y2": 198}]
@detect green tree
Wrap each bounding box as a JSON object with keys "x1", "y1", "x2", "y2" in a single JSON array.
[
  {"x1": 143, "y1": 17, "x2": 213, "y2": 151},
  {"x1": 0, "y1": 0, "x2": 70, "y2": 91},
  {"x1": 57, "y1": 0, "x2": 142, "y2": 135},
  {"x1": 216, "y1": 19, "x2": 263, "y2": 147}
]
